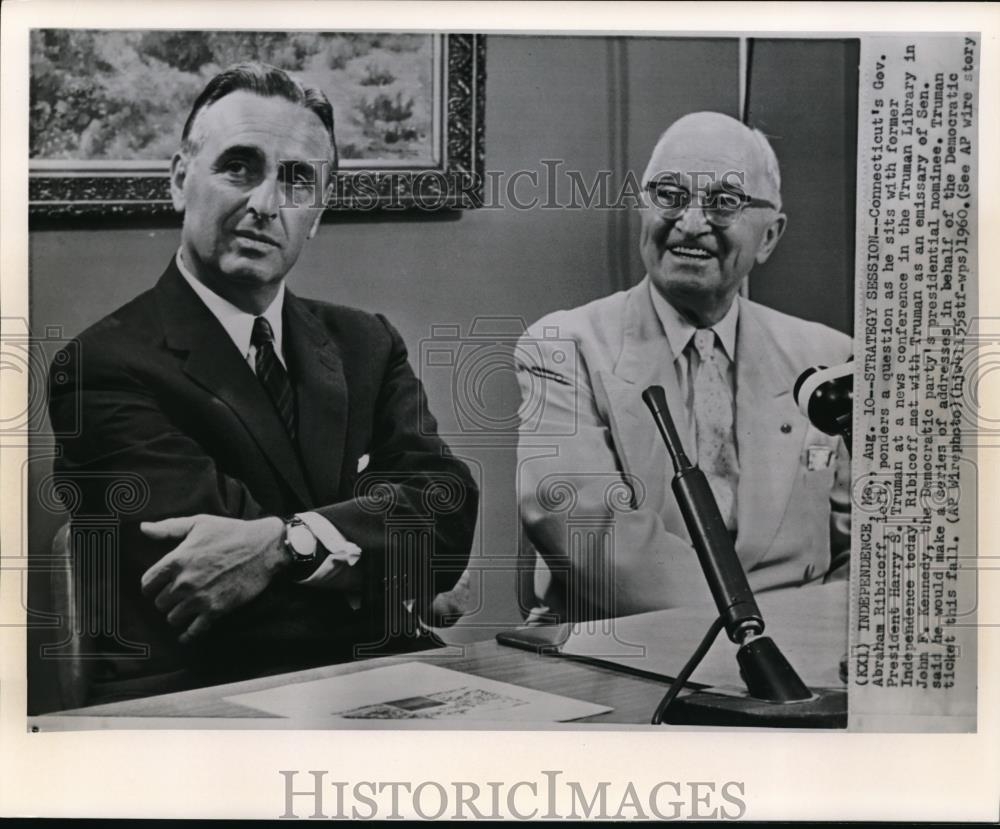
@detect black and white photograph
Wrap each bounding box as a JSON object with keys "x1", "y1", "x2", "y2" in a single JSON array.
[
  {"x1": 2, "y1": 0, "x2": 997, "y2": 822},
  {"x1": 24, "y1": 27, "x2": 860, "y2": 727}
]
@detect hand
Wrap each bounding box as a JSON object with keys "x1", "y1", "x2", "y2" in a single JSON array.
[
  {"x1": 428, "y1": 568, "x2": 474, "y2": 626},
  {"x1": 139, "y1": 514, "x2": 287, "y2": 644}
]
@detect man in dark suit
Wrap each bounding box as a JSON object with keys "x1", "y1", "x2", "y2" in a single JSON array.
[{"x1": 47, "y1": 63, "x2": 478, "y2": 702}]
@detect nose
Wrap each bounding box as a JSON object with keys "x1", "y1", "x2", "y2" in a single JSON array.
[
  {"x1": 247, "y1": 175, "x2": 279, "y2": 222},
  {"x1": 673, "y1": 201, "x2": 712, "y2": 234}
]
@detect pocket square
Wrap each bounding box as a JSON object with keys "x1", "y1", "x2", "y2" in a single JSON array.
[
  {"x1": 357, "y1": 453, "x2": 370, "y2": 473},
  {"x1": 806, "y1": 445, "x2": 834, "y2": 471}
]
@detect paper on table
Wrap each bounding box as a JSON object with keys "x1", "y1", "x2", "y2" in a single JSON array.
[
  {"x1": 561, "y1": 582, "x2": 849, "y2": 690},
  {"x1": 223, "y1": 662, "x2": 612, "y2": 723}
]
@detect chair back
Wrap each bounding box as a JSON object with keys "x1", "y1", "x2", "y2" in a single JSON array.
[{"x1": 44, "y1": 523, "x2": 93, "y2": 710}]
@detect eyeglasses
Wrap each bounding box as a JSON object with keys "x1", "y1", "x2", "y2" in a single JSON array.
[{"x1": 644, "y1": 181, "x2": 778, "y2": 228}]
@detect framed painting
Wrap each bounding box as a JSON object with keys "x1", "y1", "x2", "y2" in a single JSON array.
[{"x1": 28, "y1": 30, "x2": 485, "y2": 219}]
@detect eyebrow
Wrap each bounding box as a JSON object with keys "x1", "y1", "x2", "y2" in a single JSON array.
[
  {"x1": 211, "y1": 147, "x2": 323, "y2": 180},
  {"x1": 648, "y1": 178, "x2": 748, "y2": 195},
  {"x1": 279, "y1": 159, "x2": 319, "y2": 178},
  {"x1": 213, "y1": 145, "x2": 265, "y2": 164}
]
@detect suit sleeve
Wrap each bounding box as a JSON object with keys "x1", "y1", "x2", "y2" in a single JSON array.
[
  {"x1": 312, "y1": 315, "x2": 478, "y2": 618},
  {"x1": 47, "y1": 331, "x2": 272, "y2": 584},
  {"x1": 515, "y1": 325, "x2": 713, "y2": 622},
  {"x1": 45, "y1": 328, "x2": 322, "y2": 672}
]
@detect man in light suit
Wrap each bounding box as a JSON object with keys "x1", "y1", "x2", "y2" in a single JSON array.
[
  {"x1": 48, "y1": 63, "x2": 477, "y2": 702},
  {"x1": 516, "y1": 111, "x2": 851, "y2": 622}
]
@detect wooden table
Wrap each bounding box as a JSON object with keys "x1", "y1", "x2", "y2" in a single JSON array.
[
  {"x1": 30, "y1": 583, "x2": 847, "y2": 731},
  {"x1": 30, "y1": 636, "x2": 677, "y2": 729}
]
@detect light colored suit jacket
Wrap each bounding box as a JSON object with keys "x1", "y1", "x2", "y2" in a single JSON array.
[{"x1": 515, "y1": 277, "x2": 852, "y2": 622}]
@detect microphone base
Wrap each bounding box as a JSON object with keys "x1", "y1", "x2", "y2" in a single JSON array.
[{"x1": 662, "y1": 688, "x2": 846, "y2": 729}]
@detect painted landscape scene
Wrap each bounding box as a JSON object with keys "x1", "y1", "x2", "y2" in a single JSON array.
[{"x1": 29, "y1": 30, "x2": 436, "y2": 165}]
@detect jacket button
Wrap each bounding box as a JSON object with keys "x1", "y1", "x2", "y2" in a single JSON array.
[{"x1": 781, "y1": 423, "x2": 792, "y2": 434}]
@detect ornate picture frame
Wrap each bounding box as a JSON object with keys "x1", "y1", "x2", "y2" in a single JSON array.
[{"x1": 29, "y1": 32, "x2": 485, "y2": 220}]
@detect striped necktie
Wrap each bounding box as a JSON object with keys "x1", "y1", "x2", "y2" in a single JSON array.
[
  {"x1": 251, "y1": 316, "x2": 296, "y2": 440},
  {"x1": 690, "y1": 328, "x2": 738, "y2": 530}
]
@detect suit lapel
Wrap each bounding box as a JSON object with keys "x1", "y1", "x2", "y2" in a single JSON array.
[
  {"x1": 600, "y1": 279, "x2": 692, "y2": 536},
  {"x1": 283, "y1": 294, "x2": 349, "y2": 505},
  {"x1": 154, "y1": 262, "x2": 313, "y2": 507},
  {"x1": 733, "y1": 298, "x2": 806, "y2": 568}
]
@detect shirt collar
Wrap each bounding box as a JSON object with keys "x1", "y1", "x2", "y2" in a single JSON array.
[
  {"x1": 648, "y1": 278, "x2": 739, "y2": 363},
  {"x1": 175, "y1": 249, "x2": 285, "y2": 360}
]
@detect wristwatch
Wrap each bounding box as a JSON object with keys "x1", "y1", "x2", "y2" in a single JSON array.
[{"x1": 283, "y1": 516, "x2": 320, "y2": 579}]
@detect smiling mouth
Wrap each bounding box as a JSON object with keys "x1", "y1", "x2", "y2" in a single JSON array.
[{"x1": 667, "y1": 245, "x2": 714, "y2": 260}]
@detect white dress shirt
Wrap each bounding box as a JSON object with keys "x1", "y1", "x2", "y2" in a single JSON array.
[{"x1": 175, "y1": 251, "x2": 361, "y2": 587}]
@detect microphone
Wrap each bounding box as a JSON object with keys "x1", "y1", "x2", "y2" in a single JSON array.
[
  {"x1": 641, "y1": 385, "x2": 763, "y2": 644},
  {"x1": 793, "y1": 361, "x2": 853, "y2": 452},
  {"x1": 642, "y1": 384, "x2": 817, "y2": 712}
]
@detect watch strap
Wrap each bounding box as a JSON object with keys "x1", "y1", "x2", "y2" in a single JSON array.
[{"x1": 283, "y1": 516, "x2": 323, "y2": 580}]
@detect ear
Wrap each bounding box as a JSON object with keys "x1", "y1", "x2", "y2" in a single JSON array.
[
  {"x1": 169, "y1": 152, "x2": 187, "y2": 213},
  {"x1": 754, "y1": 212, "x2": 787, "y2": 265}
]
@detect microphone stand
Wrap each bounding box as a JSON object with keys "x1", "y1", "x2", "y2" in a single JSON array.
[{"x1": 642, "y1": 385, "x2": 846, "y2": 728}]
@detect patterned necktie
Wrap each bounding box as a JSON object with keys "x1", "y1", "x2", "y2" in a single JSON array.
[
  {"x1": 251, "y1": 316, "x2": 296, "y2": 440},
  {"x1": 691, "y1": 328, "x2": 738, "y2": 530}
]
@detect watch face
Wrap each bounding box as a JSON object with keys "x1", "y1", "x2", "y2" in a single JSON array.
[{"x1": 287, "y1": 523, "x2": 318, "y2": 560}]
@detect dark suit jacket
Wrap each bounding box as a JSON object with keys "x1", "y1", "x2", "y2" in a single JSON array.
[{"x1": 48, "y1": 260, "x2": 477, "y2": 700}]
